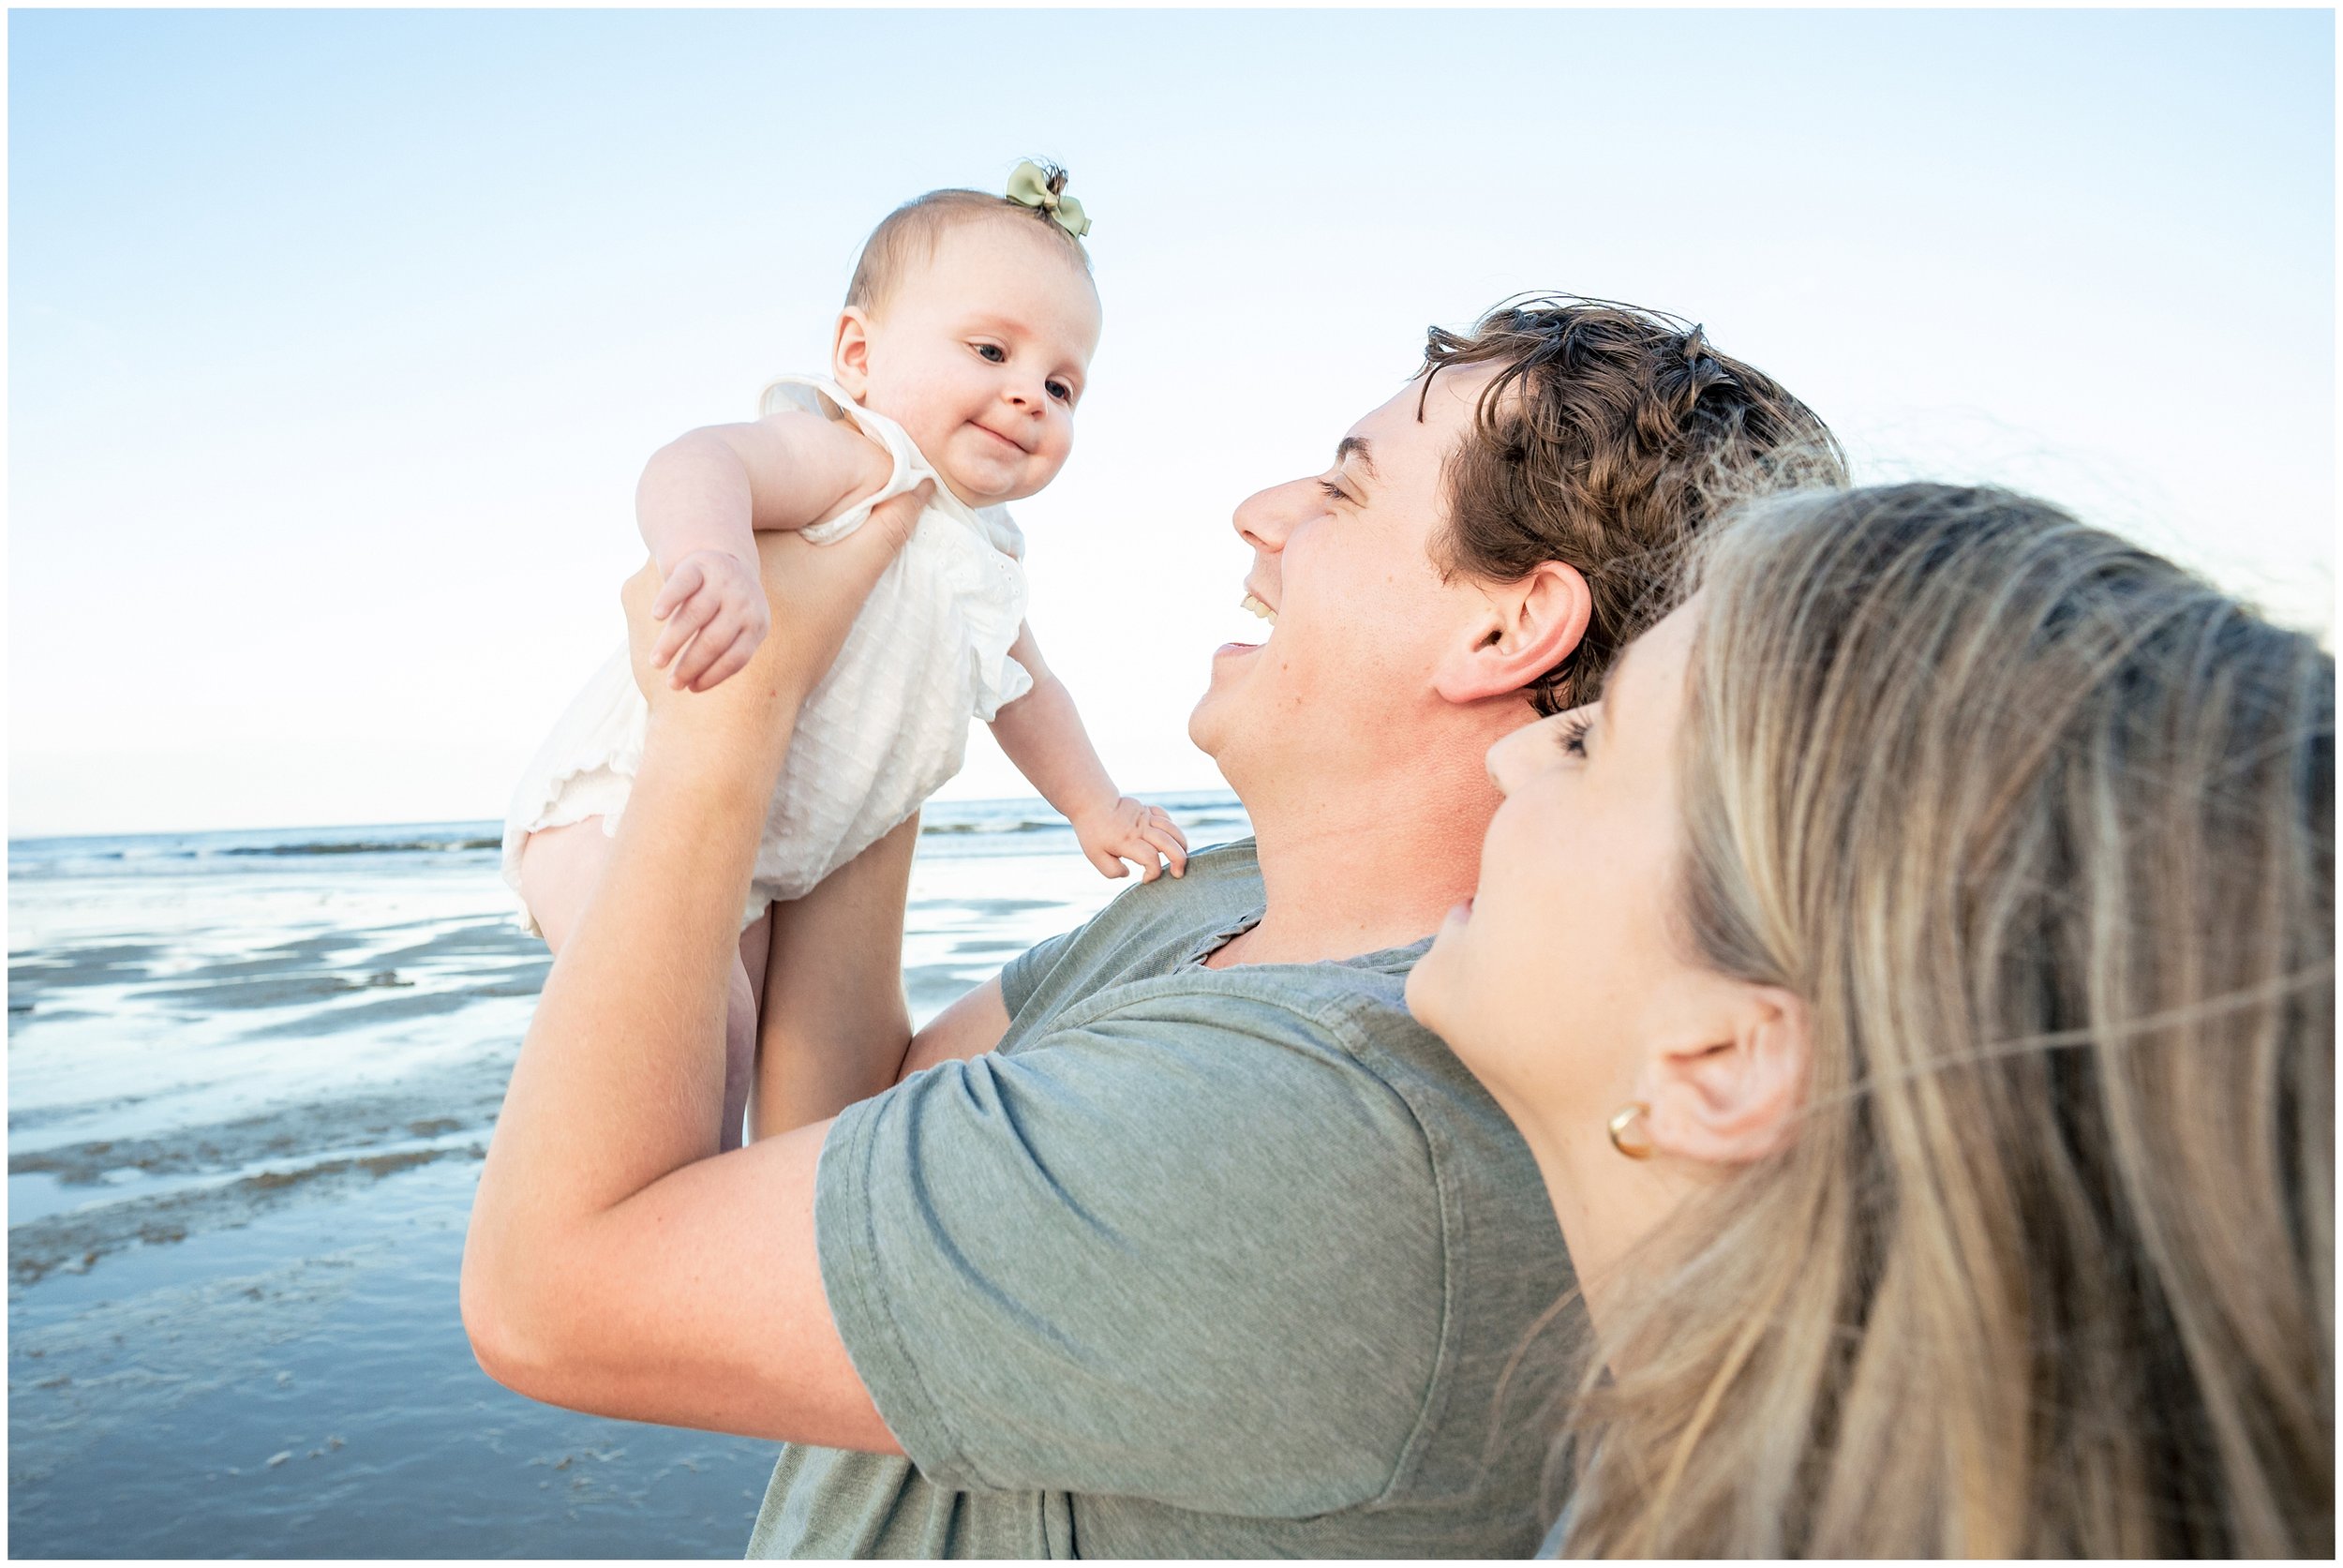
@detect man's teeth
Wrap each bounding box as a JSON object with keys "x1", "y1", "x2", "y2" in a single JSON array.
[{"x1": 1240, "y1": 593, "x2": 1277, "y2": 625}]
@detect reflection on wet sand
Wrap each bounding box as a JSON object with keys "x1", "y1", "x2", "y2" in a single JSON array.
[
  {"x1": 8, "y1": 796, "x2": 1246, "y2": 1555},
  {"x1": 12, "y1": 1142, "x2": 473, "y2": 1286}
]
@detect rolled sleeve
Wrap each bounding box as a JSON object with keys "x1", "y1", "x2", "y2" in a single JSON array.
[
  {"x1": 810, "y1": 997, "x2": 1448, "y2": 1517},
  {"x1": 995, "y1": 924, "x2": 1075, "y2": 1022}
]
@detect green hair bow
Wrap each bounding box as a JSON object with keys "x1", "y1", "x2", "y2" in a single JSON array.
[{"x1": 1006, "y1": 160, "x2": 1091, "y2": 240}]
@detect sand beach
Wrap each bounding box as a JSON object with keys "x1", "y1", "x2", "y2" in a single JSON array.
[{"x1": 7, "y1": 794, "x2": 1246, "y2": 1556}]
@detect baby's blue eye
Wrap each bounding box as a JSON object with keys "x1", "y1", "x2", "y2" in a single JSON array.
[
  {"x1": 1047, "y1": 380, "x2": 1071, "y2": 402},
  {"x1": 975, "y1": 343, "x2": 1007, "y2": 363}
]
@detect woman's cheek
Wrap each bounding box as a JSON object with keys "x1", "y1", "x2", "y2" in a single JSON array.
[{"x1": 1499, "y1": 844, "x2": 1584, "y2": 1038}]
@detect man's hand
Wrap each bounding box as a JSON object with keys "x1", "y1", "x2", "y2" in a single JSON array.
[
  {"x1": 620, "y1": 485, "x2": 927, "y2": 785},
  {"x1": 649, "y1": 547, "x2": 769, "y2": 693},
  {"x1": 1072, "y1": 797, "x2": 1190, "y2": 883}
]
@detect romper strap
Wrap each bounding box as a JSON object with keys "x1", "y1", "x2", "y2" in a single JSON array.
[
  {"x1": 756, "y1": 374, "x2": 928, "y2": 545},
  {"x1": 754, "y1": 370, "x2": 993, "y2": 548}
]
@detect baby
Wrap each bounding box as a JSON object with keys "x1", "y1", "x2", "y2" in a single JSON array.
[{"x1": 500, "y1": 162, "x2": 1186, "y2": 1149}]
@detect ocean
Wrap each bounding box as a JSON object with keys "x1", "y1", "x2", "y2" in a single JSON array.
[{"x1": 6, "y1": 791, "x2": 1251, "y2": 1557}]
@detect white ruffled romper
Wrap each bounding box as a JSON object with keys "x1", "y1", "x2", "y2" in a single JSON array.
[{"x1": 499, "y1": 374, "x2": 1033, "y2": 932}]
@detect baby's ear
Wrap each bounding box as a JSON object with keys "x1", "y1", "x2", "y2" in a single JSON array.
[{"x1": 830, "y1": 308, "x2": 874, "y2": 398}]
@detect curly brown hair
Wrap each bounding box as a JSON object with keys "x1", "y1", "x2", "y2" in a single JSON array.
[{"x1": 1422, "y1": 294, "x2": 1845, "y2": 714}]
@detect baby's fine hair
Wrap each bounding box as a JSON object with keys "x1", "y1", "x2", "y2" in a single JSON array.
[{"x1": 845, "y1": 162, "x2": 1094, "y2": 314}]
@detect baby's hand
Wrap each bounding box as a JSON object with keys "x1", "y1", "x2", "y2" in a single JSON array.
[
  {"x1": 649, "y1": 548, "x2": 770, "y2": 692},
  {"x1": 1072, "y1": 797, "x2": 1190, "y2": 883}
]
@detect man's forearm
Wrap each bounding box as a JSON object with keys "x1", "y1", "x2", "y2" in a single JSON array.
[
  {"x1": 471, "y1": 706, "x2": 792, "y2": 1270},
  {"x1": 462, "y1": 524, "x2": 918, "y2": 1451}
]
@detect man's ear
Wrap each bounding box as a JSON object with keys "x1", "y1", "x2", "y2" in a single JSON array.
[
  {"x1": 1433, "y1": 560, "x2": 1592, "y2": 706},
  {"x1": 1642, "y1": 985, "x2": 1810, "y2": 1166},
  {"x1": 830, "y1": 307, "x2": 875, "y2": 400}
]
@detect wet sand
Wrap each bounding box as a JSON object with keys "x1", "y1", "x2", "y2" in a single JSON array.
[{"x1": 8, "y1": 801, "x2": 1245, "y2": 1556}]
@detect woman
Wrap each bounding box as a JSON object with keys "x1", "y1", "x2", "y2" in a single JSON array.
[{"x1": 1408, "y1": 484, "x2": 2334, "y2": 1556}]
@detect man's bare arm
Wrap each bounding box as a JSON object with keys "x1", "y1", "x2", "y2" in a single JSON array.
[
  {"x1": 899, "y1": 976, "x2": 1013, "y2": 1081},
  {"x1": 461, "y1": 510, "x2": 917, "y2": 1449}
]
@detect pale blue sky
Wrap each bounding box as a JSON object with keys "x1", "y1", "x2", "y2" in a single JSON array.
[{"x1": 11, "y1": 7, "x2": 2335, "y2": 835}]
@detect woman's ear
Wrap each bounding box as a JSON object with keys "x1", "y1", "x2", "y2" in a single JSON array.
[
  {"x1": 1433, "y1": 560, "x2": 1593, "y2": 706},
  {"x1": 1642, "y1": 985, "x2": 1810, "y2": 1165},
  {"x1": 831, "y1": 307, "x2": 874, "y2": 399}
]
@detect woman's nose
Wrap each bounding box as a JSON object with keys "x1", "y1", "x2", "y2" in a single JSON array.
[{"x1": 1484, "y1": 724, "x2": 1536, "y2": 798}]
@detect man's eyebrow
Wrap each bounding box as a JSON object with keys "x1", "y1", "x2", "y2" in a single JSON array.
[{"x1": 1334, "y1": 436, "x2": 1378, "y2": 478}]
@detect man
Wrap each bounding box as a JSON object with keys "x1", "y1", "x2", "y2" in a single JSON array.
[{"x1": 462, "y1": 296, "x2": 1842, "y2": 1556}]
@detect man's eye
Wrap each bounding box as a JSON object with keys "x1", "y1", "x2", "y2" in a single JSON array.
[
  {"x1": 1317, "y1": 480, "x2": 1348, "y2": 503},
  {"x1": 975, "y1": 344, "x2": 1007, "y2": 363},
  {"x1": 1047, "y1": 380, "x2": 1072, "y2": 402}
]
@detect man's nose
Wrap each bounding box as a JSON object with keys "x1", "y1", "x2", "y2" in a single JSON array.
[{"x1": 1231, "y1": 476, "x2": 1311, "y2": 555}]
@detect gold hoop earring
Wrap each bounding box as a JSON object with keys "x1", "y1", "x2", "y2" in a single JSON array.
[{"x1": 1606, "y1": 1102, "x2": 1655, "y2": 1160}]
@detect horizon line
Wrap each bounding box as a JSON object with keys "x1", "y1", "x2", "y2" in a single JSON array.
[{"x1": 6, "y1": 786, "x2": 1246, "y2": 847}]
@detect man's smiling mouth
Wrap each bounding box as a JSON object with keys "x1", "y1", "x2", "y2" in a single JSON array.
[
  {"x1": 1212, "y1": 590, "x2": 1278, "y2": 661},
  {"x1": 1216, "y1": 590, "x2": 1277, "y2": 659}
]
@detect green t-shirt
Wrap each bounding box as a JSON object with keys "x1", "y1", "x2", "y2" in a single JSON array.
[{"x1": 747, "y1": 840, "x2": 1580, "y2": 1559}]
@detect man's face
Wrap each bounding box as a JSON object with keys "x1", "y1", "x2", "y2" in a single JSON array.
[{"x1": 1189, "y1": 366, "x2": 1500, "y2": 793}]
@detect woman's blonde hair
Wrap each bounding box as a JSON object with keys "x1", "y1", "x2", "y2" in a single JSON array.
[{"x1": 1562, "y1": 484, "x2": 2335, "y2": 1556}]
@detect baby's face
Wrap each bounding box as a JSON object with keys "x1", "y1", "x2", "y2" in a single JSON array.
[{"x1": 836, "y1": 219, "x2": 1101, "y2": 508}]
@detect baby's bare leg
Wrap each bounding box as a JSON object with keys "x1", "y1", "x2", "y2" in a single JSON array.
[
  {"x1": 725, "y1": 912, "x2": 773, "y2": 1153},
  {"x1": 750, "y1": 814, "x2": 921, "y2": 1141},
  {"x1": 515, "y1": 817, "x2": 613, "y2": 952},
  {"x1": 520, "y1": 817, "x2": 768, "y2": 1152}
]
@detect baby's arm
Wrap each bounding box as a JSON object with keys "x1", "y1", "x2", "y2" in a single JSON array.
[
  {"x1": 636, "y1": 412, "x2": 893, "y2": 692},
  {"x1": 989, "y1": 622, "x2": 1189, "y2": 882}
]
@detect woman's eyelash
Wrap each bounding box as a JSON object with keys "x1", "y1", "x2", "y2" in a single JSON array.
[{"x1": 1555, "y1": 715, "x2": 1592, "y2": 757}]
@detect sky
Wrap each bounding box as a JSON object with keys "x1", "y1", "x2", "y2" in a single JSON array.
[{"x1": 9, "y1": 7, "x2": 2335, "y2": 837}]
